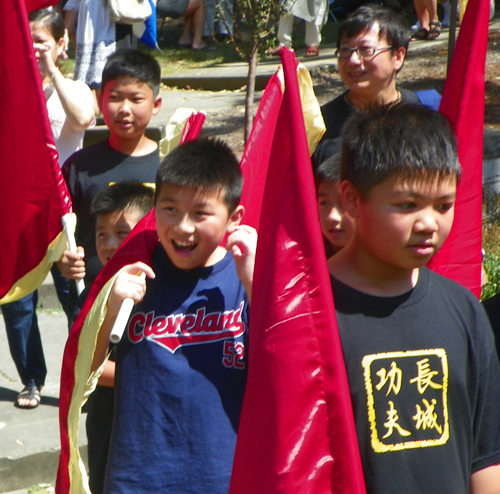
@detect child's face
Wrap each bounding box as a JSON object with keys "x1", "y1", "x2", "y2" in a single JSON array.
[
  {"x1": 155, "y1": 183, "x2": 243, "y2": 270},
  {"x1": 30, "y1": 22, "x2": 64, "y2": 75},
  {"x1": 317, "y1": 180, "x2": 354, "y2": 252},
  {"x1": 344, "y1": 173, "x2": 457, "y2": 273},
  {"x1": 99, "y1": 79, "x2": 161, "y2": 143},
  {"x1": 95, "y1": 208, "x2": 143, "y2": 265}
]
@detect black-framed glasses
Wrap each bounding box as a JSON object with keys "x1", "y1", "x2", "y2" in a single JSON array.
[{"x1": 335, "y1": 46, "x2": 393, "y2": 59}]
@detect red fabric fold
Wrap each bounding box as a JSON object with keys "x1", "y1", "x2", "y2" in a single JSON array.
[
  {"x1": 180, "y1": 111, "x2": 207, "y2": 143},
  {"x1": 230, "y1": 49, "x2": 365, "y2": 494},
  {"x1": 0, "y1": 0, "x2": 72, "y2": 299},
  {"x1": 428, "y1": 0, "x2": 489, "y2": 297}
]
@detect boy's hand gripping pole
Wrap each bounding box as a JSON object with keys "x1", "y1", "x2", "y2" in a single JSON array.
[
  {"x1": 109, "y1": 272, "x2": 146, "y2": 344},
  {"x1": 62, "y1": 214, "x2": 85, "y2": 295}
]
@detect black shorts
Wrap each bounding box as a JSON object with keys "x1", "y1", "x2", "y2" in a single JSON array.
[{"x1": 157, "y1": 0, "x2": 189, "y2": 18}]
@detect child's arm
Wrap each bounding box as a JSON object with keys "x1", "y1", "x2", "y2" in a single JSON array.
[
  {"x1": 35, "y1": 41, "x2": 94, "y2": 130},
  {"x1": 97, "y1": 360, "x2": 115, "y2": 387},
  {"x1": 90, "y1": 262, "x2": 155, "y2": 374},
  {"x1": 226, "y1": 225, "x2": 257, "y2": 304},
  {"x1": 470, "y1": 464, "x2": 500, "y2": 494},
  {"x1": 57, "y1": 246, "x2": 86, "y2": 280}
]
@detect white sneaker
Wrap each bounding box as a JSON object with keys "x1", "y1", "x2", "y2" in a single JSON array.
[{"x1": 410, "y1": 20, "x2": 421, "y2": 31}]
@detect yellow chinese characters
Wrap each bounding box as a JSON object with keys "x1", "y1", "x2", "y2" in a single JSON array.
[
  {"x1": 362, "y1": 349, "x2": 449, "y2": 453},
  {"x1": 410, "y1": 358, "x2": 443, "y2": 394}
]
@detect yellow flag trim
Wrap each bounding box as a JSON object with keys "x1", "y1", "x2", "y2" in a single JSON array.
[
  {"x1": 0, "y1": 213, "x2": 76, "y2": 305},
  {"x1": 66, "y1": 273, "x2": 118, "y2": 494}
]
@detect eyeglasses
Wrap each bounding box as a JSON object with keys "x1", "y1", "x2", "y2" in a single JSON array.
[{"x1": 335, "y1": 46, "x2": 393, "y2": 59}]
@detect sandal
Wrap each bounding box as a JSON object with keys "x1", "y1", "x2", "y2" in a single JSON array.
[
  {"x1": 305, "y1": 45, "x2": 320, "y2": 57},
  {"x1": 410, "y1": 28, "x2": 429, "y2": 41},
  {"x1": 427, "y1": 21, "x2": 442, "y2": 40},
  {"x1": 16, "y1": 384, "x2": 41, "y2": 409}
]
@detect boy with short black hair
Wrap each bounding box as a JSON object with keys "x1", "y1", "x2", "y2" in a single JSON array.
[
  {"x1": 59, "y1": 48, "x2": 162, "y2": 284},
  {"x1": 83, "y1": 182, "x2": 154, "y2": 494},
  {"x1": 329, "y1": 103, "x2": 500, "y2": 493},
  {"x1": 312, "y1": 4, "x2": 441, "y2": 167},
  {"x1": 92, "y1": 182, "x2": 155, "y2": 267},
  {"x1": 90, "y1": 138, "x2": 256, "y2": 494},
  {"x1": 316, "y1": 153, "x2": 354, "y2": 256}
]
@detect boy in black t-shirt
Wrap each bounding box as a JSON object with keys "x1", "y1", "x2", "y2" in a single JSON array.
[
  {"x1": 329, "y1": 103, "x2": 500, "y2": 493},
  {"x1": 58, "y1": 48, "x2": 162, "y2": 285}
]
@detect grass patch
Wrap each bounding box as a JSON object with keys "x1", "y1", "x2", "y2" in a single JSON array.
[{"x1": 482, "y1": 189, "x2": 500, "y2": 300}]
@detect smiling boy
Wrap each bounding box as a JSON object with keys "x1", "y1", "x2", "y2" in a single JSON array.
[
  {"x1": 90, "y1": 138, "x2": 256, "y2": 493},
  {"x1": 330, "y1": 104, "x2": 500, "y2": 493},
  {"x1": 60, "y1": 49, "x2": 162, "y2": 287}
]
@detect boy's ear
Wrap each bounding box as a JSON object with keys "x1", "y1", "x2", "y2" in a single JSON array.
[
  {"x1": 152, "y1": 96, "x2": 162, "y2": 116},
  {"x1": 227, "y1": 205, "x2": 245, "y2": 232},
  {"x1": 341, "y1": 180, "x2": 362, "y2": 218}
]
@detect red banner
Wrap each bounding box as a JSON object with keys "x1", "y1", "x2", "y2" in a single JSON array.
[
  {"x1": 230, "y1": 49, "x2": 365, "y2": 494},
  {"x1": 0, "y1": 0, "x2": 72, "y2": 301},
  {"x1": 428, "y1": 0, "x2": 489, "y2": 298}
]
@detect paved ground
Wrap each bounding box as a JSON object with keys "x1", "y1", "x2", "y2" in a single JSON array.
[
  {"x1": 0, "y1": 310, "x2": 87, "y2": 493},
  {"x1": 0, "y1": 20, "x2": 484, "y2": 493}
]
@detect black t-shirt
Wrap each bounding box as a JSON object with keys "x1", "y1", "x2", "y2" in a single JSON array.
[
  {"x1": 313, "y1": 89, "x2": 420, "y2": 167},
  {"x1": 331, "y1": 267, "x2": 500, "y2": 494},
  {"x1": 62, "y1": 139, "x2": 159, "y2": 280}
]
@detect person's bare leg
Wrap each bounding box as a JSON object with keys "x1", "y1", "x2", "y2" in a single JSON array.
[
  {"x1": 179, "y1": 14, "x2": 194, "y2": 46},
  {"x1": 422, "y1": 0, "x2": 439, "y2": 23},
  {"x1": 183, "y1": 0, "x2": 206, "y2": 49},
  {"x1": 422, "y1": 0, "x2": 440, "y2": 38},
  {"x1": 413, "y1": 0, "x2": 430, "y2": 30},
  {"x1": 191, "y1": 4, "x2": 206, "y2": 48}
]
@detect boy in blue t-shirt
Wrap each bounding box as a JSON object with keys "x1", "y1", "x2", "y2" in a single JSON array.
[
  {"x1": 329, "y1": 103, "x2": 500, "y2": 493},
  {"x1": 90, "y1": 138, "x2": 256, "y2": 493}
]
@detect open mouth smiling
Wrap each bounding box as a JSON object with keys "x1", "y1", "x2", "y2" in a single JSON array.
[{"x1": 172, "y1": 239, "x2": 197, "y2": 253}]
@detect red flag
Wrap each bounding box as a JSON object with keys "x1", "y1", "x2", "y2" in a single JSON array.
[
  {"x1": 0, "y1": 0, "x2": 73, "y2": 304},
  {"x1": 56, "y1": 211, "x2": 158, "y2": 494},
  {"x1": 180, "y1": 111, "x2": 207, "y2": 143},
  {"x1": 230, "y1": 49, "x2": 365, "y2": 494},
  {"x1": 428, "y1": 0, "x2": 489, "y2": 298},
  {"x1": 239, "y1": 72, "x2": 284, "y2": 230}
]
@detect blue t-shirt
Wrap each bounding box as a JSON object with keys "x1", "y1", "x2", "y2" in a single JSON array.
[{"x1": 105, "y1": 245, "x2": 249, "y2": 494}]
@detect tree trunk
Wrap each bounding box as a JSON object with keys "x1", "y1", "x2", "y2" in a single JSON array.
[
  {"x1": 447, "y1": 0, "x2": 459, "y2": 72},
  {"x1": 244, "y1": 43, "x2": 258, "y2": 144}
]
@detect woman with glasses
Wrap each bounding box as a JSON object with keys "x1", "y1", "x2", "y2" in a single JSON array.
[{"x1": 314, "y1": 5, "x2": 440, "y2": 165}]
